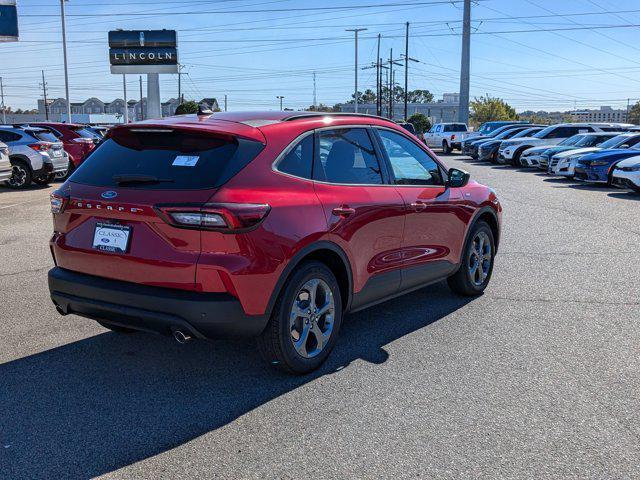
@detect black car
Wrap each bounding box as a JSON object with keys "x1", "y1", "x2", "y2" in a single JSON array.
[
  {"x1": 478, "y1": 126, "x2": 545, "y2": 162},
  {"x1": 462, "y1": 123, "x2": 531, "y2": 158}
]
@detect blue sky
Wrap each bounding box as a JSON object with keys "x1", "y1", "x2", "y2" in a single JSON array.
[{"x1": 1, "y1": 0, "x2": 639, "y2": 112}]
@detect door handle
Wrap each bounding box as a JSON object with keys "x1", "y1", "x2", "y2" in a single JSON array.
[
  {"x1": 410, "y1": 201, "x2": 427, "y2": 211},
  {"x1": 332, "y1": 206, "x2": 356, "y2": 217}
]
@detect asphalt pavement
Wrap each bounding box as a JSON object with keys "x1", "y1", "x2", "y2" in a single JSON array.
[{"x1": 1, "y1": 154, "x2": 639, "y2": 479}]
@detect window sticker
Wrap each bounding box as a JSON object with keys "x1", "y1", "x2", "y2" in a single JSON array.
[{"x1": 172, "y1": 155, "x2": 199, "y2": 167}]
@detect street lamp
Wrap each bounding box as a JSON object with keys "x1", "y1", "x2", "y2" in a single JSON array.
[{"x1": 276, "y1": 95, "x2": 284, "y2": 110}]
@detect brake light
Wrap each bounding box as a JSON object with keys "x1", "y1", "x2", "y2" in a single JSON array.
[
  {"x1": 29, "y1": 142, "x2": 52, "y2": 151},
  {"x1": 50, "y1": 191, "x2": 69, "y2": 214},
  {"x1": 156, "y1": 203, "x2": 271, "y2": 231},
  {"x1": 451, "y1": 134, "x2": 456, "y2": 141}
]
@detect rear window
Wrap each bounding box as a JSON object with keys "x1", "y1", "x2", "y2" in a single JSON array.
[
  {"x1": 26, "y1": 130, "x2": 59, "y2": 143},
  {"x1": 443, "y1": 124, "x2": 467, "y2": 132},
  {"x1": 71, "y1": 126, "x2": 101, "y2": 139},
  {"x1": 69, "y1": 129, "x2": 265, "y2": 190}
]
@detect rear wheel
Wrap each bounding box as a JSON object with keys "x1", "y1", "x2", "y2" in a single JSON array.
[
  {"x1": 258, "y1": 261, "x2": 342, "y2": 374},
  {"x1": 448, "y1": 221, "x2": 495, "y2": 296},
  {"x1": 442, "y1": 140, "x2": 451, "y2": 154},
  {"x1": 56, "y1": 159, "x2": 75, "y2": 181},
  {"x1": 512, "y1": 149, "x2": 524, "y2": 167},
  {"x1": 6, "y1": 160, "x2": 32, "y2": 189}
]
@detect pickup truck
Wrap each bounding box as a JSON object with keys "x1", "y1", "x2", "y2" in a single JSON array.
[{"x1": 424, "y1": 123, "x2": 468, "y2": 153}]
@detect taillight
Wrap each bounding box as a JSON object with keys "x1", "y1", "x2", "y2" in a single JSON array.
[
  {"x1": 29, "y1": 142, "x2": 51, "y2": 152},
  {"x1": 451, "y1": 134, "x2": 456, "y2": 141},
  {"x1": 156, "y1": 203, "x2": 271, "y2": 231},
  {"x1": 50, "y1": 191, "x2": 69, "y2": 214}
]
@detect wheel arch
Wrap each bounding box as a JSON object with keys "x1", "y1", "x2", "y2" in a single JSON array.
[
  {"x1": 264, "y1": 241, "x2": 353, "y2": 319},
  {"x1": 9, "y1": 154, "x2": 33, "y2": 173},
  {"x1": 468, "y1": 206, "x2": 500, "y2": 252}
]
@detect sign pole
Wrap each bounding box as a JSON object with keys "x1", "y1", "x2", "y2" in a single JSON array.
[
  {"x1": 147, "y1": 73, "x2": 161, "y2": 119},
  {"x1": 60, "y1": 0, "x2": 71, "y2": 123},
  {"x1": 122, "y1": 75, "x2": 128, "y2": 124}
]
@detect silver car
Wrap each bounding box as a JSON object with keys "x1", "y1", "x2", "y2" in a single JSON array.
[
  {"x1": 0, "y1": 126, "x2": 67, "y2": 188},
  {"x1": 0, "y1": 141, "x2": 10, "y2": 183}
]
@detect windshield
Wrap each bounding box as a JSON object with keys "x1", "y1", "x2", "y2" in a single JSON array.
[
  {"x1": 574, "y1": 134, "x2": 614, "y2": 147},
  {"x1": 513, "y1": 127, "x2": 541, "y2": 138},
  {"x1": 598, "y1": 135, "x2": 632, "y2": 149},
  {"x1": 557, "y1": 134, "x2": 585, "y2": 146},
  {"x1": 495, "y1": 128, "x2": 525, "y2": 140},
  {"x1": 533, "y1": 125, "x2": 558, "y2": 138}
]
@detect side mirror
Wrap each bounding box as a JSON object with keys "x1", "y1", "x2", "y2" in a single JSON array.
[{"x1": 446, "y1": 167, "x2": 470, "y2": 188}]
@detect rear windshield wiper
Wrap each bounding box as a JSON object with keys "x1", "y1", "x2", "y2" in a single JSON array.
[{"x1": 112, "y1": 174, "x2": 174, "y2": 185}]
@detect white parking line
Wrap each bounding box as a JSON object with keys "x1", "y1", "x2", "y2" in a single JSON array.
[{"x1": 0, "y1": 199, "x2": 45, "y2": 210}]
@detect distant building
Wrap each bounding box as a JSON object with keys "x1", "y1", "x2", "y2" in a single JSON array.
[
  {"x1": 338, "y1": 93, "x2": 461, "y2": 123},
  {"x1": 570, "y1": 106, "x2": 628, "y2": 123}
]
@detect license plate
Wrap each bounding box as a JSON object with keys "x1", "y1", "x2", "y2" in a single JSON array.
[
  {"x1": 92, "y1": 223, "x2": 131, "y2": 253},
  {"x1": 52, "y1": 149, "x2": 62, "y2": 157}
]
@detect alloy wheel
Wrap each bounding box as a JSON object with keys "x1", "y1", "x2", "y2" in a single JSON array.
[
  {"x1": 468, "y1": 231, "x2": 492, "y2": 286},
  {"x1": 289, "y1": 278, "x2": 335, "y2": 358},
  {"x1": 8, "y1": 165, "x2": 27, "y2": 188}
]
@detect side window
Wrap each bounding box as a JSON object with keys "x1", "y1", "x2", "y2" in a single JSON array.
[
  {"x1": 277, "y1": 134, "x2": 313, "y2": 179},
  {"x1": 0, "y1": 131, "x2": 21, "y2": 142},
  {"x1": 313, "y1": 128, "x2": 383, "y2": 185},
  {"x1": 377, "y1": 129, "x2": 444, "y2": 186}
]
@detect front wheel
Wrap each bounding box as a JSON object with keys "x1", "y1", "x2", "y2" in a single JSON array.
[
  {"x1": 257, "y1": 261, "x2": 342, "y2": 374},
  {"x1": 448, "y1": 221, "x2": 495, "y2": 296},
  {"x1": 442, "y1": 141, "x2": 451, "y2": 154}
]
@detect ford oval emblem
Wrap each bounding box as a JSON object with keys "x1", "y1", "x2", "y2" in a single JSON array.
[{"x1": 101, "y1": 191, "x2": 117, "y2": 199}]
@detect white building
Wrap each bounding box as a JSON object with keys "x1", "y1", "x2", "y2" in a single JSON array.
[{"x1": 570, "y1": 106, "x2": 628, "y2": 123}]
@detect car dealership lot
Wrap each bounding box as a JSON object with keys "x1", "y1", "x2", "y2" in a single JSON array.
[{"x1": 1, "y1": 155, "x2": 639, "y2": 479}]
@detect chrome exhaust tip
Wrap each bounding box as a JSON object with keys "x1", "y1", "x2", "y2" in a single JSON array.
[{"x1": 173, "y1": 330, "x2": 192, "y2": 344}]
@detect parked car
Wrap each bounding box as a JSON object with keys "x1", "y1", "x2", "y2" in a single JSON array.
[
  {"x1": 0, "y1": 126, "x2": 67, "y2": 188},
  {"x1": 498, "y1": 123, "x2": 623, "y2": 167},
  {"x1": 27, "y1": 122, "x2": 98, "y2": 178},
  {"x1": 573, "y1": 147, "x2": 640, "y2": 184},
  {"x1": 458, "y1": 120, "x2": 527, "y2": 144},
  {"x1": 611, "y1": 155, "x2": 640, "y2": 192},
  {"x1": 521, "y1": 133, "x2": 602, "y2": 169},
  {"x1": 87, "y1": 125, "x2": 110, "y2": 138},
  {"x1": 424, "y1": 122, "x2": 468, "y2": 153},
  {"x1": 0, "y1": 140, "x2": 11, "y2": 183},
  {"x1": 477, "y1": 126, "x2": 544, "y2": 163},
  {"x1": 462, "y1": 123, "x2": 532, "y2": 158},
  {"x1": 548, "y1": 132, "x2": 640, "y2": 176},
  {"x1": 48, "y1": 111, "x2": 502, "y2": 374}
]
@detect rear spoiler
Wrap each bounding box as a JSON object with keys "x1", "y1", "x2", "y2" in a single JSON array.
[{"x1": 109, "y1": 120, "x2": 266, "y2": 144}]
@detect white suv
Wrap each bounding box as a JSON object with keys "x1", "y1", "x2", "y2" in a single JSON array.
[
  {"x1": 498, "y1": 123, "x2": 626, "y2": 167},
  {"x1": 424, "y1": 123, "x2": 468, "y2": 153}
]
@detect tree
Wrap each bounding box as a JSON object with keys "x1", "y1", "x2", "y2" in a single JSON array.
[
  {"x1": 407, "y1": 113, "x2": 431, "y2": 134},
  {"x1": 469, "y1": 96, "x2": 518, "y2": 124},
  {"x1": 407, "y1": 89, "x2": 434, "y2": 103},
  {"x1": 174, "y1": 100, "x2": 199, "y2": 115},
  {"x1": 348, "y1": 89, "x2": 377, "y2": 104},
  {"x1": 628, "y1": 101, "x2": 640, "y2": 125},
  {"x1": 307, "y1": 103, "x2": 337, "y2": 112}
]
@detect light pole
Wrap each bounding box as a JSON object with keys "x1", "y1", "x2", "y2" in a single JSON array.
[
  {"x1": 458, "y1": 0, "x2": 471, "y2": 124},
  {"x1": 122, "y1": 74, "x2": 128, "y2": 124},
  {"x1": 60, "y1": 0, "x2": 71, "y2": 123},
  {"x1": 277, "y1": 95, "x2": 284, "y2": 110},
  {"x1": 346, "y1": 28, "x2": 367, "y2": 113}
]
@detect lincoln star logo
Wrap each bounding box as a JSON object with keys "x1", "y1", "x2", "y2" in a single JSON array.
[{"x1": 101, "y1": 191, "x2": 117, "y2": 199}]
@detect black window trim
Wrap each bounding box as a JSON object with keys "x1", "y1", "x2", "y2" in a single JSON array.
[{"x1": 371, "y1": 125, "x2": 449, "y2": 188}]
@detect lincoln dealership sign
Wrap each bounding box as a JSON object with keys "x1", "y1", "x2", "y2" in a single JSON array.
[
  {"x1": 108, "y1": 30, "x2": 178, "y2": 74},
  {"x1": 0, "y1": 0, "x2": 19, "y2": 42}
]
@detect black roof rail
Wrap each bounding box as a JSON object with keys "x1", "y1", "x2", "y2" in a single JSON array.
[{"x1": 282, "y1": 112, "x2": 393, "y2": 122}]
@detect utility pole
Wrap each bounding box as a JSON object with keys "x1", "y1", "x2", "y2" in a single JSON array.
[
  {"x1": 458, "y1": 0, "x2": 471, "y2": 124},
  {"x1": 40, "y1": 70, "x2": 49, "y2": 121},
  {"x1": 0, "y1": 77, "x2": 5, "y2": 124},
  {"x1": 387, "y1": 49, "x2": 403, "y2": 120},
  {"x1": 139, "y1": 76, "x2": 143, "y2": 120},
  {"x1": 177, "y1": 64, "x2": 184, "y2": 104},
  {"x1": 346, "y1": 28, "x2": 367, "y2": 113},
  {"x1": 376, "y1": 34, "x2": 381, "y2": 116},
  {"x1": 313, "y1": 71, "x2": 317, "y2": 108},
  {"x1": 402, "y1": 23, "x2": 419, "y2": 121},
  {"x1": 224, "y1": 94, "x2": 227, "y2": 112},
  {"x1": 277, "y1": 95, "x2": 284, "y2": 110},
  {"x1": 60, "y1": 0, "x2": 71, "y2": 123},
  {"x1": 122, "y1": 74, "x2": 128, "y2": 124},
  {"x1": 626, "y1": 98, "x2": 630, "y2": 122}
]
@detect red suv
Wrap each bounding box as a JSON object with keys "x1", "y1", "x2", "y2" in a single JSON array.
[
  {"x1": 29, "y1": 122, "x2": 98, "y2": 176},
  {"x1": 48, "y1": 111, "x2": 501, "y2": 374}
]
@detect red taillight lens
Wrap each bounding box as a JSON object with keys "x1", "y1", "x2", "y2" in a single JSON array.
[
  {"x1": 451, "y1": 134, "x2": 456, "y2": 141},
  {"x1": 50, "y1": 191, "x2": 68, "y2": 214},
  {"x1": 156, "y1": 203, "x2": 271, "y2": 231},
  {"x1": 29, "y1": 142, "x2": 51, "y2": 152}
]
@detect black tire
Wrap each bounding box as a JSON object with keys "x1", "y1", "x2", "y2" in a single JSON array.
[
  {"x1": 6, "y1": 159, "x2": 32, "y2": 189},
  {"x1": 511, "y1": 149, "x2": 523, "y2": 167},
  {"x1": 447, "y1": 221, "x2": 496, "y2": 296},
  {"x1": 490, "y1": 150, "x2": 499, "y2": 164},
  {"x1": 97, "y1": 320, "x2": 137, "y2": 333},
  {"x1": 33, "y1": 173, "x2": 55, "y2": 186},
  {"x1": 442, "y1": 141, "x2": 451, "y2": 154},
  {"x1": 257, "y1": 260, "x2": 343, "y2": 375}
]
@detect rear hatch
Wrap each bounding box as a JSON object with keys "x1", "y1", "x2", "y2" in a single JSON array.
[
  {"x1": 51, "y1": 124, "x2": 265, "y2": 291},
  {"x1": 26, "y1": 129, "x2": 65, "y2": 165}
]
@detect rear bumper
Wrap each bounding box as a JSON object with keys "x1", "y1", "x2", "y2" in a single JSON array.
[{"x1": 48, "y1": 267, "x2": 269, "y2": 338}]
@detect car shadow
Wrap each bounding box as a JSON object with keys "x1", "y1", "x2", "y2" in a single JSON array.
[
  {"x1": 0, "y1": 282, "x2": 474, "y2": 479},
  {"x1": 607, "y1": 191, "x2": 640, "y2": 201}
]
